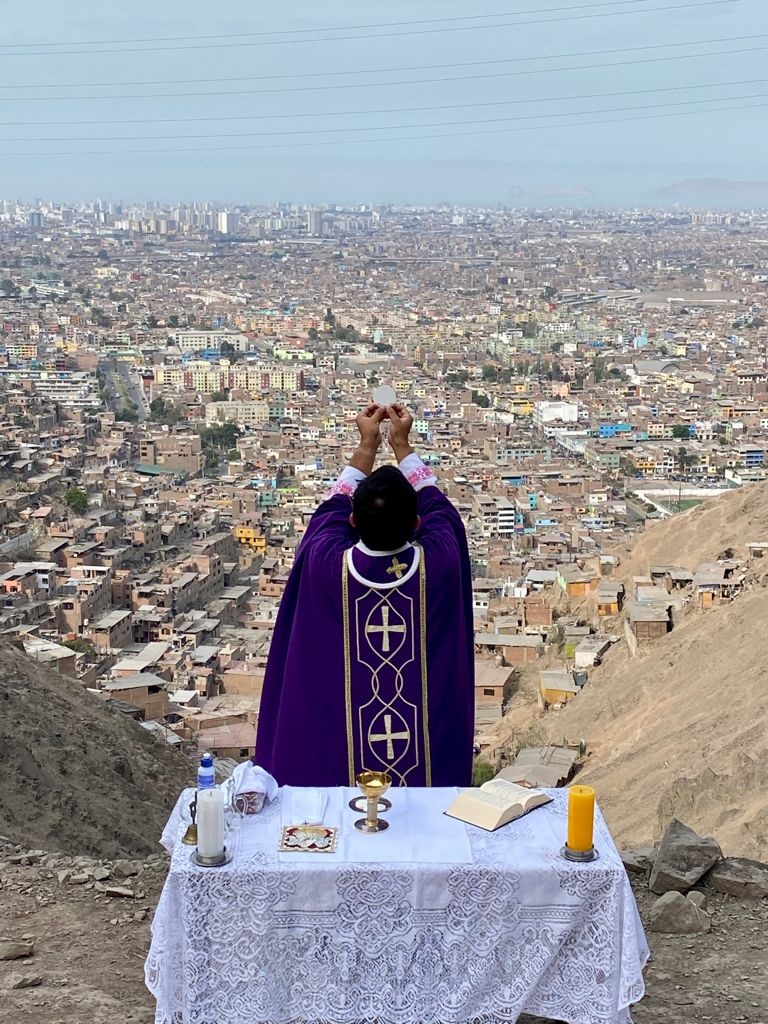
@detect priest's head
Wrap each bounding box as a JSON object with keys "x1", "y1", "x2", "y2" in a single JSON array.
[{"x1": 350, "y1": 466, "x2": 419, "y2": 551}]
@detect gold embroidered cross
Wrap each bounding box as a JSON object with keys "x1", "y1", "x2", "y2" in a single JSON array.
[
  {"x1": 370, "y1": 713, "x2": 410, "y2": 760},
  {"x1": 365, "y1": 605, "x2": 406, "y2": 653},
  {"x1": 386, "y1": 555, "x2": 409, "y2": 579}
]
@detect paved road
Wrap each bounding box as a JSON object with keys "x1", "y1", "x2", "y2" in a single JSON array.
[{"x1": 102, "y1": 359, "x2": 148, "y2": 422}]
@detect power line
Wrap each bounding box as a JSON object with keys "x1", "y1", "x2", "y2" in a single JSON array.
[
  {"x1": 0, "y1": 1, "x2": 684, "y2": 48},
  {"x1": 8, "y1": 91, "x2": 768, "y2": 142},
  {"x1": 0, "y1": 0, "x2": 736, "y2": 56},
  {"x1": 1, "y1": 41, "x2": 765, "y2": 103},
  {"x1": 0, "y1": 96, "x2": 763, "y2": 155},
  {"x1": 7, "y1": 91, "x2": 768, "y2": 142},
  {"x1": 5, "y1": 77, "x2": 768, "y2": 129},
  {"x1": 0, "y1": 31, "x2": 761, "y2": 91}
]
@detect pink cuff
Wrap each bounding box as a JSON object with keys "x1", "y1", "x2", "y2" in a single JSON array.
[
  {"x1": 325, "y1": 480, "x2": 356, "y2": 499},
  {"x1": 405, "y1": 464, "x2": 436, "y2": 489}
]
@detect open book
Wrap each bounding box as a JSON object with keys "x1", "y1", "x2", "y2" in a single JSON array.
[{"x1": 445, "y1": 778, "x2": 552, "y2": 831}]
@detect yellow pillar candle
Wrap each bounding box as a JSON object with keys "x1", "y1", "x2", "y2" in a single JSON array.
[{"x1": 567, "y1": 785, "x2": 595, "y2": 853}]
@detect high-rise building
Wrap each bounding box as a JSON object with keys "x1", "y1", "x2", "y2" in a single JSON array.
[
  {"x1": 306, "y1": 209, "x2": 323, "y2": 237},
  {"x1": 217, "y1": 211, "x2": 239, "y2": 235}
]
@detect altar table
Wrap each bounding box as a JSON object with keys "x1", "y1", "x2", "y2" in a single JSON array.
[{"x1": 145, "y1": 786, "x2": 648, "y2": 1024}]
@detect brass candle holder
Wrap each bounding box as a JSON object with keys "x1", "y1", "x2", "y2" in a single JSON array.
[
  {"x1": 354, "y1": 770, "x2": 392, "y2": 833},
  {"x1": 181, "y1": 795, "x2": 198, "y2": 846}
]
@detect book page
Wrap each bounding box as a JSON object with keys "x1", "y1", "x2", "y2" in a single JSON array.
[
  {"x1": 462, "y1": 789, "x2": 517, "y2": 810},
  {"x1": 482, "y1": 778, "x2": 533, "y2": 803},
  {"x1": 445, "y1": 790, "x2": 506, "y2": 830},
  {"x1": 482, "y1": 777, "x2": 552, "y2": 812}
]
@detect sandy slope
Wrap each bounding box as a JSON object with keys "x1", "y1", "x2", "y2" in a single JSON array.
[
  {"x1": 539, "y1": 483, "x2": 768, "y2": 858},
  {"x1": 615, "y1": 480, "x2": 768, "y2": 576},
  {"x1": 542, "y1": 588, "x2": 768, "y2": 857},
  {"x1": 0, "y1": 642, "x2": 192, "y2": 856}
]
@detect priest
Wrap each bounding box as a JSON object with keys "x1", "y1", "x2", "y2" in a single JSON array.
[{"x1": 254, "y1": 403, "x2": 475, "y2": 787}]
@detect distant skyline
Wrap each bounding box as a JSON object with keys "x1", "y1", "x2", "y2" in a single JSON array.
[{"x1": 1, "y1": 0, "x2": 767, "y2": 205}]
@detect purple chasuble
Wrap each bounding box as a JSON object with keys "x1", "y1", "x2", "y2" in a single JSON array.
[{"x1": 254, "y1": 486, "x2": 474, "y2": 787}]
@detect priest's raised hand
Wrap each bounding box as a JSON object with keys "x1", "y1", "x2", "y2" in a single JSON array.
[{"x1": 254, "y1": 402, "x2": 474, "y2": 788}]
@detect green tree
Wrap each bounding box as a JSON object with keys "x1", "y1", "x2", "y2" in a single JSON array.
[
  {"x1": 308, "y1": 327, "x2": 319, "y2": 341},
  {"x1": 115, "y1": 408, "x2": 139, "y2": 422},
  {"x1": 61, "y1": 637, "x2": 96, "y2": 656},
  {"x1": 210, "y1": 390, "x2": 229, "y2": 403},
  {"x1": 64, "y1": 487, "x2": 89, "y2": 513},
  {"x1": 672, "y1": 424, "x2": 691, "y2": 439},
  {"x1": 521, "y1": 320, "x2": 538, "y2": 338},
  {"x1": 446, "y1": 369, "x2": 470, "y2": 386},
  {"x1": 675, "y1": 446, "x2": 698, "y2": 475},
  {"x1": 168, "y1": 314, "x2": 180, "y2": 328},
  {"x1": 471, "y1": 391, "x2": 491, "y2": 408},
  {"x1": 1, "y1": 279, "x2": 21, "y2": 297}
]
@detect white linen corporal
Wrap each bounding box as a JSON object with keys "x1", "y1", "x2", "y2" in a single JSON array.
[{"x1": 147, "y1": 786, "x2": 649, "y2": 1024}]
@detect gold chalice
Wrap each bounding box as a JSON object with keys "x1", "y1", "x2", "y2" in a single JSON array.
[{"x1": 354, "y1": 770, "x2": 392, "y2": 833}]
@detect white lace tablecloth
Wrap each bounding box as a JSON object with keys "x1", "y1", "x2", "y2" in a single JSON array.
[{"x1": 145, "y1": 786, "x2": 648, "y2": 1024}]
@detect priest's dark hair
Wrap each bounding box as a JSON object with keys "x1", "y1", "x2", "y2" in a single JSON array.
[{"x1": 352, "y1": 466, "x2": 418, "y2": 551}]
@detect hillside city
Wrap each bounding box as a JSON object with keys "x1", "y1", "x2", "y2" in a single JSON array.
[{"x1": 1, "y1": 199, "x2": 768, "y2": 765}]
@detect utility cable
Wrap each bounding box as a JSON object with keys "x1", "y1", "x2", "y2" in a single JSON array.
[
  {"x1": 0, "y1": 31, "x2": 761, "y2": 91},
  {"x1": 0, "y1": 1, "x2": 737, "y2": 57},
  {"x1": 1, "y1": 42, "x2": 765, "y2": 102},
  {"x1": 0, "y1": 97, "x2": 763, "y2": 155},
  {"x1": 0, "y1": 1, "x2": 694, "y2": 48},
  {"x1": 3, "y1": 75, "x2": 768, "y2": 127}
]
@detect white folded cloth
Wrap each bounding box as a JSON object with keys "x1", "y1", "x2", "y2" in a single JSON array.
[
  {"x1": 288, "y1": 788, "x2": 327, "y2": 825},
  {"x1": 230, "y1": 761, "x2": 278, "y2": 802}
]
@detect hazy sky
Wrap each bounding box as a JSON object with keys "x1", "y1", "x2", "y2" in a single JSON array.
[{"x1": 1, "y1": 0, "x2": 767, "y2": 205}]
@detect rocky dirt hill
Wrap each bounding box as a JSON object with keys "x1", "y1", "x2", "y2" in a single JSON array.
[
  {"x1": 0, "y1": 642, "x2": 192, "y2": 858},
  {"x1": 615, "y1": 479, "x2": 768, "y2": 575},
  {"x1": 539, "y1": 482, "x2": 768, "y2": 859}
]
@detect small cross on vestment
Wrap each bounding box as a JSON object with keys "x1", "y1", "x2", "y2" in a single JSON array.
[
  {"x1": 365, "y1": 604, "x2": 406, "y2": 653},
  {"x1": 386, "y1": 555, "x2": 409, "y2": 579},
  {"x1": 370, "y1": 713, "x2": 410, "y2": 760}
]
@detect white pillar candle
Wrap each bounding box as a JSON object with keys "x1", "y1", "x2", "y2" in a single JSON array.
[{"x1": 197, "y1": 787, "x2": 225, "y2": 858}]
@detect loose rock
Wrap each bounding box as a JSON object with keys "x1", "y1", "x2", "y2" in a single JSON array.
[
  {"x1": 0, "y1": 941, "x2": 34, "y2": 961},
  {"x1": 649, "y1": 819, "x2": 722, "y2": 895},
  {"x1": 8, "y1": 974, "x2": 43, "y2": 990},
  {"x1": 688, "y1": 890, "x2": 708, "y2": 911},
  {"x1": 112, "y1": 860, "x2": 140, "y2": 879},
  {"x1": 648, "y1": 891, "x2": 712, "y2": 934},
  {"x1": 621, "y1": 847, "x2": 656, "y2": 874},
  {"x1": 94, "y1": 883, "x2": 136, "y2": 898},
  {"x1": 704, "y1": 858, "x2": 768, "y2": 900}
]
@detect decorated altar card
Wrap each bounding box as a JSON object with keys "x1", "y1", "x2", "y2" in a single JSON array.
[{"x1": 279, "y1": 825, "x2": 338, "y2": 854}]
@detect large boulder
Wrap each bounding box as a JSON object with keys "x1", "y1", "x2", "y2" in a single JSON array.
[
  {"x1": 648, "y1": 891, "x2": 711, "y2": 934},
  {"x1": 649, "y1": 819, "x2": 722, "y2": 894},
  {"x1": 704, "y1": 857, "x2": 768, "y2": 899}
]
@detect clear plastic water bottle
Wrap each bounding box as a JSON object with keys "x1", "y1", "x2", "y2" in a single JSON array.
[{"x1": 197, "y1": 751, "x2": 215, "y2": 790}]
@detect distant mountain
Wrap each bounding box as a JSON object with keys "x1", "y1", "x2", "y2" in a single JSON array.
[
  {"x1": 509, "y1": 183, "x2": 594, "y2": 199},
  {"x1": 657, "y1": 177, "x2": 768, "y2": 200}
]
